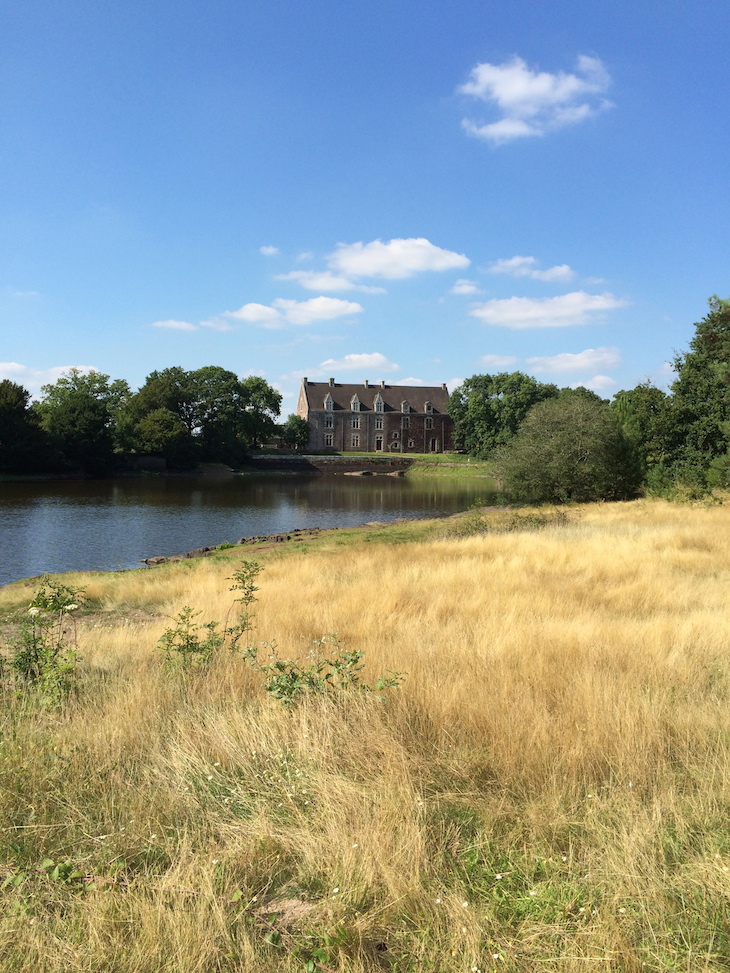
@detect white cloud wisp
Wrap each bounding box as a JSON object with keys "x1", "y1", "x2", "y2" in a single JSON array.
[
  {"x1": 227, "y1": 296, "x2": 363, "y2": 329},
  {"x1": 527, "y1": 347, "x2": 621, "y2": 373},
  {"x1": 489, "y1": 255, "x2": 575, "y2": 282},
  {"x1": 459, "y1": 54, "x2": 612, "y2": 145},
  {"x1": 328, "y1": 237, "x2": 470, "y2": 279},
  {"x1": 470, "y1": 291, "x2": 627, "y2": 329}
]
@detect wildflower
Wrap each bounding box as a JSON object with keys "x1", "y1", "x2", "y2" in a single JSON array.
[
  {"x1": 529, "y1": 890, "x2": 536, "y2": 896},
  {"x1": 435, "y1": 898, "x2": 442, "y2": 904},
  {"x1": 619, "y1": 908, "x2": 626, "y2": 914},
  {"x1": 462, "y1": 901, "x2": 469, "y2": 908},
  {"x1": 212, "y1": 859, "x2": 220, "y2": 865},
  {"x1": 64, "y1": 604, "x2": 79, "y2": 612},
  {"x1": 495, "y1": 873, "x2": 503, "y2": 880},
  {"x1": 352, "y1": 843, "x2": 359, "y2": 848},
  {"x1": 28, "y1": 607, "x2": 40, "y2": 616},
  {"x1": 332, "y1": 887, "x2": 339, "y2": 894}
]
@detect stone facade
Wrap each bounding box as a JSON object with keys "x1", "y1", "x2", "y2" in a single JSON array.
[{"x1": 297, "y1": 378, "x2": 454, "y2": 453}]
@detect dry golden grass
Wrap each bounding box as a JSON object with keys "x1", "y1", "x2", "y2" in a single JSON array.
[{"x1": 2, "y1": 498, "x2": 730, "y2": 971}]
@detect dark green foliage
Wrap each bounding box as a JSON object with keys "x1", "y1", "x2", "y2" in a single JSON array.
[
  {"x1": 279, "y1": 414, "x2": 310, "y2": 451},
  {"x1": 125, "y1": 366, "x2": 282, "y2": 465},
  {"x1": 449, "y1": 372, "x2": 559, "y2": 458},
  {"x1": 135, "y1": 408, "x2": 197, "y2": 468},
  {"x1": 0, "y1": 380, "x2": 52, "y2": 473},
  {"x1": 495, "y1": 396, "x2": 642, "y2": 503},
  {"x1": 666, "y1": 296, "x2": 730, "y2": 485},
  {"x1": 612, "y1": 382, "x2": 674, "y2": 473},
  {"x1": 37, "y1": 369, "x2": 131, "y2": 476}
]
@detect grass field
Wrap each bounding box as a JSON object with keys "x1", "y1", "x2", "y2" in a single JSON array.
[{"x1": 2, "y1": 499, "x2": 730, "y2": 971}]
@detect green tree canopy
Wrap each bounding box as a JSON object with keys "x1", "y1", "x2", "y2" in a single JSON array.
[
  {"x1": 0, "y1": 380, "x2": 52, "y2": 473},
  {"x1": 611, "y1": 382, "x2": 673, "y2": 473},
  {"x1": 449, "y1": 372, "x2": 559, "y2": 458},
  {"x1": 280, "y1": 414, "x2": 309, "y2": 451},
  {"x1": 667, "y1": 296, "x2": 730, "y2": 483},
  {"x1": 495, "y1": 396, "x2": 642, "y2": 503},
  {"x1": 37, "y1": 369, "x2": 131, "y2": 476},
  {"x1": 125, "y1": 366, "x2": 282, "y2": 463}
]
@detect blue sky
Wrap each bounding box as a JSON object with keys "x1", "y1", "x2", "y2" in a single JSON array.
[{"x1": 2, "y1": 0, "x2": 729, "y2": 414}]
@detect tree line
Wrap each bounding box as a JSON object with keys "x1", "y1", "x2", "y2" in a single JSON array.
[
  {"x1": 449, "y1": 296, "x2": 730, "y2": 502},
  {"x1": 0, "y1": 365, "x2": 309, "y2": 477}
]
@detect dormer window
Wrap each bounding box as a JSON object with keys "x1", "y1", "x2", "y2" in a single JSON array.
[
  {"x1": 350, "y1": 395, "x2": 361, "y2": 412},
  {"x1": 324, "y1": 393, "x2": 334, "y2": 412},
  {"x1": 374, "y1": 394, "x2": 384, "y2": 413},
  {"x1": 401, "y1": 401, "x2": 410, "y2": 414},
  {"x1": 424, "y1": 401, "x2": 433, "y2": 414}
]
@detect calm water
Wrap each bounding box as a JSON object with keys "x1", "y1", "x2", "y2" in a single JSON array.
[{"x1": 0, "y1": 474, "x2": 492, "y2": 586}]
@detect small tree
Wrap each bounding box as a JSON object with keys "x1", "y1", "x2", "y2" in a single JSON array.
[
  {"x1": 280, "y1": 414, "x2": 309, "y2": 451},
  {"x1": 495, "y1": 396, "x2": 642, "y2": 503},
  {"x1": 449, "y1": 372, "x2": 559, "y2": 458}
]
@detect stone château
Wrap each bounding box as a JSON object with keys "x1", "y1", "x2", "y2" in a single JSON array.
[{"x1": 297, "y1": 378, "x2": 454, "y2": 453}]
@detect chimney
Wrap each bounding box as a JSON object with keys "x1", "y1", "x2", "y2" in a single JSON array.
[
  {"x1": 380, "y1": 380, "x2": 385, "y2": 388},
  {"x1": 441, "y1": 383, "x2": 447, "y2": 391},
  {"x1": 363, "y1": 379, "x2": 369, "y2": 388},
  {"x1": 328, "y1": 377, "x2": 335, "y2": 387},
  {"x1": 302, "y1": 377, "x2": 308, "y2": 384}
]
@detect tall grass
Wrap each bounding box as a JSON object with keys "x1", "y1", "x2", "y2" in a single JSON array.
[{"x1": 2, "y1": 499, "x2": 730, "y2": 970}]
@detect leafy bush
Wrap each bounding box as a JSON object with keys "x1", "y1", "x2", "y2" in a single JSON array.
[
  {"x1": 3, "y1": 575, "x2": 83, "y2": 704},
  {"x1": 158, "y1": 560, "x2": 404, "y2": 702},
  {"x1": 495, "y1": 396, "x2": 642, "y2": 503},
  {"x1": 243, "y1": 634, "x2": 404, "y2": 706}
]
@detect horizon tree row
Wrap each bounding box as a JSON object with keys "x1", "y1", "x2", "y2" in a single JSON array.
[
  {"x1": 0, "y1": 365, "x2": 290, "y2": 476},
  {"x1": 449, "y1": 295, "x2": 730, "y2": 501}
]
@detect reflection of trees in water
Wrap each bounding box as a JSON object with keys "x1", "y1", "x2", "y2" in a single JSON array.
[{"x1": 1, "y1": 475, "x2": 495, "y2": 585}]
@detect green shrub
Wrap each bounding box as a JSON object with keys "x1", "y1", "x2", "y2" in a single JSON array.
[{"x1": 3, "y1": 575, "x2": 83, "y2": 704}]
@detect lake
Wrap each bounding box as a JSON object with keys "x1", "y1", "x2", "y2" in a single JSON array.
[{"x1": 0, "y1": 474, "x2": 493, "y2": 586}]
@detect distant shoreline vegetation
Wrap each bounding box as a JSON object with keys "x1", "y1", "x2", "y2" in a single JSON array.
[{"x1": 3, "y1": 297, "x2": 730, "y2": 500}]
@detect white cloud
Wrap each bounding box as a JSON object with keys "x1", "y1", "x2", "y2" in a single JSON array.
[
  {"x1": 398, "y1": 377, "x2": 425, "y2": 385},
  {"x1": 489, "y1": 255, "x2": 575, "y2": 282},
  {"x1": 273, "y1": 297, "x2": 363, "y2": 326},
  {"x1": 469, "y1": 291, "x2": 628, "y2": 329},
  {"x1": 296, "y1": 251, "x2": 314, "y2": 261},
  {"x1": 0, "y1": 363, "x2": 98, "y2": 398},
  {"x1": 152, "y1": 319, "x2": 197, "y2": 331},
  {"x1": 275, "y1": 270, "x2": 385, "y2": 294},
  {"x1": 199, "y1": 317, "x2": 234, "y2": 332},
  {"x1": 227, "y1": 296, "x2": 362, "y2": 329},
  {"x1": 571, "y1": 375, "x2": 617, "y2": 392},
  {"x1": 8, "y1": 288, "x2": 40, "y2": 298},
  {"x1": 317, "y1": 352, "x2": 400, "y2": 374},
  {"x1": 527, "y1": 346, "x2": 621, "y2": 373},
  {"x1": 459, "y1": 54, "x2": 612, "y2": 145},
  {"x1": 450, "y1": 278, "x2": 481, "y2": 295},
  {"x1": 328, "y1": 237, "x2": 470, "y2": 279},
  {"x1": 480, "y1": 354, "x2": 518, "y2": 368},
  {"x1": 260, "y1": 245, "x2": 279, "y2": 256}
]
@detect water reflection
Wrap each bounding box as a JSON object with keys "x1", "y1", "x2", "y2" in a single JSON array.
[{"x1": 0, "y1": 475, "x2": 493, "y2": 585}]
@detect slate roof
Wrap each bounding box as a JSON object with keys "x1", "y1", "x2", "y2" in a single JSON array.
[{"x1": 300, "y1": 379, "x2": 451, "y2": 414}]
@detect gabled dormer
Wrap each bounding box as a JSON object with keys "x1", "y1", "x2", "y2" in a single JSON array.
[
  {"x1": 373, "y1": 393, "x2": 384, "y2": 413},
  {"x1": 324, "y1": 392, "x2": 334, "y2": 412},
  {"x1": 350, "y1": 394, "x2": 361, "y2": 412},
  {"x1": 424, "y1": 400, "x2": 433, "y2": 414},
  {"x1": 401, "y1": 400, "x2": 410, "y2": 414}
]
